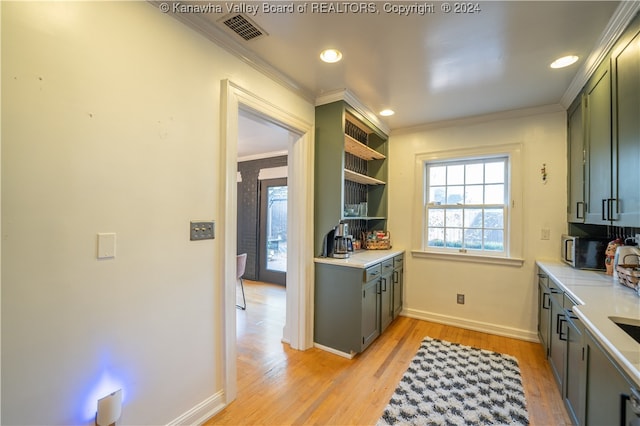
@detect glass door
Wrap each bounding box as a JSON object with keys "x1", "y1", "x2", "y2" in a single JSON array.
[{"x1": 258, "y1": 178, "x2": 287, "y2": 285}]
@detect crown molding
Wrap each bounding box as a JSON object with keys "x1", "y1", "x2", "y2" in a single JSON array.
[
  {"x1": 316, "y1": 89, "x2": 391, "y2": 136},
  {"x1": 560, "y1": 1, "x2": 640, "y2": 108}
]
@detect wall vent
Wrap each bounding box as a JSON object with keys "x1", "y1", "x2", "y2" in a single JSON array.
[{"x1": 220, "y1": 14, "x2": 267, "y2": 41}]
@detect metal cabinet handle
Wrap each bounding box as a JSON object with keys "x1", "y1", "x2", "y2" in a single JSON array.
[
  {"x1": 393, "y1": 270, "x2": 399, "y2": 283},
  {"x1": 576, "y1": 201, "x2": 585, "y2": 219},
  {"x1": 382, "y1": 277, "x2": 387, "y2": 292},
  {"x1": 542, "y1": 293, "x2": 551, "y2": 310},
  {"x1": 558, "y1": 317, "x2": 568, "y2": 341},
  {"x1": 602, "y1": 199, "x2": 608, "y2": 221},
  {"x1": 620, "y1": 393, "x2": 630, "y2": 426}
]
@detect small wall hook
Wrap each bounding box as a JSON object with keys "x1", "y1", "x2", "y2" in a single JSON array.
[{"x1": 541, "y1": 163, "x2": 547, "y2": 184}]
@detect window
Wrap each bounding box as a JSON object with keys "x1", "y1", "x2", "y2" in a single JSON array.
[
  {"x1": 413, "y1": 144, "x2": 523, "y2": 265},
  {"x1": 426, "y1": 157, "x2": 507, "y2": 254}
]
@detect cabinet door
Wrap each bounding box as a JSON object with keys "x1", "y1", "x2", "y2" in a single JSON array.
[
  {"x1": 567, "y1": 96, "x2": 586, "y2": 223},
  {"x1": 380, "y1": 260, "x2": 394, "y2": 332},
  {"x1": 549, "y1": 286, "x2": 566, "y2": 390},
  {"x1": 361, "y1": 278, "x2": 380, "y2": 351},
  {"x1": 392, "y1": 266, "x2": 403, "y2": 318},
  {"x1": 584, "y1": 60, "x2": 613, "y2": 225},
  {"x1": 537, "y1": 275, "x2": 552, "y2": 356},
  {"x1": 564, "y1": 312, "x2": 585, "y2": 426},
  {"x1": 612, "y1": 27, "x2": 640, "y2": 226},
  {"x1": 584, "y1": 330, "x2": 635, "y2": 426}
]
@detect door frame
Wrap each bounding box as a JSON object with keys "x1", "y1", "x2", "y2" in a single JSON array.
[{"x1": 219, "y1": 79, "x2": 315, "y2": 403}]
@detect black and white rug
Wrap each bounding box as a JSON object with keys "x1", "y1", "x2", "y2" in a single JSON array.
[{"x1": 377, "y1": 337, "x2": 529, "y2": 426}]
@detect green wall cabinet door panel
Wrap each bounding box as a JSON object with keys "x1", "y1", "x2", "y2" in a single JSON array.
[
  {"x1": 584, "y1": 59, "x2": 613, "y2": 225},
  {"x1": 611, "y1": 20, "x2": 640, "y2": 227},
  {"x1": 567, "y1": 95, "x2": 586, "y2": 223},
  {"x1": 584, "y1": 330, "x2": 636, "y2": 426}
]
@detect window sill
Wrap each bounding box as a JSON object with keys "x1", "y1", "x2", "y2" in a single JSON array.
[{"x1": 411, "y1": 250, "x2": 525, "y2": 267}]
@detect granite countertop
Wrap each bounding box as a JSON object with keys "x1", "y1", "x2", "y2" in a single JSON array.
[
  {"x1": 315, "y1": 249, "x2": 405, "y2": 268},
  {"x1": 536, "y1": 260, "x2": 640, "y2": 386}
]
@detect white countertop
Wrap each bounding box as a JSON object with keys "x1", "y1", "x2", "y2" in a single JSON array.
[
  {"x1": 315, "y1": 249, "x2": 404, "y2": 268},
  {"x1": 537, "y1": 260, "x2": 640, "y2": 386}
]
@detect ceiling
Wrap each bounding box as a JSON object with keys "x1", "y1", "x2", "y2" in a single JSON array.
[{"x1": 166, "y1": 1, "x2": 633, "y2": 155}]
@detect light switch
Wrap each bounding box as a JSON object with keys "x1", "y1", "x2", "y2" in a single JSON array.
[{"x1": 97, "y1": 233, "x2": 116, "y2": 259}]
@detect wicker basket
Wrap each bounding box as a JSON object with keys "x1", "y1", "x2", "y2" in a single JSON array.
[
  {"x1": 362, "y1": 231, "x2": 392, "y2": 250},
  {"x1": 617, "y1": 264, "x2": 640, "y2": 290}
]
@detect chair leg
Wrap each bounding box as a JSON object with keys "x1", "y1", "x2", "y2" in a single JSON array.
[{"x1": 236, "y1": 278, "x2": 246, "y2": 310}]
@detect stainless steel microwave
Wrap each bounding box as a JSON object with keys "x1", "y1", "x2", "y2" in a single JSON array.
[{"x1": 561, "y1": 234, "x2": 610, "y2": 270}]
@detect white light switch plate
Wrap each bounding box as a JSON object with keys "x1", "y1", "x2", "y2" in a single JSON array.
[{"x1": 97, "y1": 233, "x2": 116, "y2": 259}]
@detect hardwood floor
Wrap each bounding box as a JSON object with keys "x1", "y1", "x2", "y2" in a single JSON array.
[{"x1": 206, "y1": 280, "x2": 572, "y2": 425}]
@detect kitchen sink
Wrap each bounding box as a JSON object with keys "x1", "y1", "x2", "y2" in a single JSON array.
[{"x1": 610, "y1": 317, "x2": 640, "y2": 344}]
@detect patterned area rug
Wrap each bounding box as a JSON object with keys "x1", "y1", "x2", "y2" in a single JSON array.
[{"x1": 378, "y1": 337, "x2": 529, "y2": 426}]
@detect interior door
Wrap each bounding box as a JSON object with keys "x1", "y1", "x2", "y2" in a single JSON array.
[{"x1": 258, "y1": 178, "x2": 287, "y2": 285}]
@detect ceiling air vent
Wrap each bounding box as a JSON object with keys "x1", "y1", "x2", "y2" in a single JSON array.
[{"x1": 220, "y1": 14, "x2": 267, "y2": 41}]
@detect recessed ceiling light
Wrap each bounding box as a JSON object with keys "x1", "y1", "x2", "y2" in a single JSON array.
[
  {"x1": 320, "y1": 49, "x2": 342, "y2": 63},
  {"x1": 380, "y1": 109, "x2": 395, "y2": 117},
  {"x1": 550, "y1": 55, "x2": 579, "y2": 69}
]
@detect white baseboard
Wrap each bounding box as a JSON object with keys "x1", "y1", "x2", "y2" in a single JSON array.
[
  {"x1": 166, "y1": 390, "x2": 226, "y2": 426},
  {"x1": 313, "y1": 342, "x2": 356, "y2": 359},
  {"x1": 401, "y1": 309, "x2": 540, "y2": 343}
]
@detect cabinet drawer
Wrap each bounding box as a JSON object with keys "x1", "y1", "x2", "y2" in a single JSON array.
[
  {"x1": 364, "y1": 264, "x2": 381, "y2": 282},
  {"x1": 381, "y1": 259, "x2": 394, "y2": 275},
  {"x1": 393, "y1": 255, "x2": 404, "y2": 269}
]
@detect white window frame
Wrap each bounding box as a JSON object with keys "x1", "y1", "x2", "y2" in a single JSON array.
[{"x1": 412, "y1": 144, "x2": 524, "y2": 266}]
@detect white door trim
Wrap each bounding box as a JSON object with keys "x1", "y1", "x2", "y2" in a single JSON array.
[{"x1": 219, "y1": 79, "x2": 315, "y2": 403}]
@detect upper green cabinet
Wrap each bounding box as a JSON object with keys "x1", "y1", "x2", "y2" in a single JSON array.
[
  {"x1": 568, "y1": 13, "x2": 640, "y2": 227},
  {"x1": 611, "y1": 21, "x2": 640, "y2": 226},
  {"x1": 314, "y1": 101, "x2": 389, "y2": 255},
  {"x1": 584, "y1": 60, "x2": 612, "y2": 225}
]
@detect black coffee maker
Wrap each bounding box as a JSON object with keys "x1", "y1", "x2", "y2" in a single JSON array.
[{"x1": 321, "y1": 221, "x2": 354, "y2": 258}]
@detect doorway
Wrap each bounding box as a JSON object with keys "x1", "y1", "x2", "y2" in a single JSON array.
[
  {"x1": 221, "y1": 79, "x2": 314, "y2": 405},
  {"x1": 258, "y1": 178, "x2": 287, "y2": 286}
]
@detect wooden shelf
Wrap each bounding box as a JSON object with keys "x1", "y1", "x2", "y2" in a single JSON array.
[
  {"x1": 344, "y1": 169, "x2": 385, "y2": 185},
  {"x1": 344, "y1": 134, "x2": 386, "y2": 161}
]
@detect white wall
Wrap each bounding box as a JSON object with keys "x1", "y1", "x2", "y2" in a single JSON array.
[
  {"x1": 388, "y1": 108, "x2": 568, "y2": 340},
  {"x1": 1, "y1": 2, "x2": 313, "y2": 424}
]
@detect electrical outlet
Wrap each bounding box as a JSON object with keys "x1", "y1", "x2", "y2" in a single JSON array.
[
  {"x1": 190, "y1": 221, "x2": 215, "y2": 240},
  {"x1": 457, "y1": 294, "x2": 465, "y2": 304},
  {"x1": 541, "y1": 228, "x2": 550, "y2": 240}
]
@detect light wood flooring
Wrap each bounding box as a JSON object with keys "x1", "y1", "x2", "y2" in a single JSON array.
[{"x1": 206, "y1": 280, "x2": 572, "y2": 425}]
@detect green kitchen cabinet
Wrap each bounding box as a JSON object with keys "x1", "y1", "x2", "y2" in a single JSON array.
[
  {"x1": 548, "y1": 279, "x2": 566, "y2": 390},
  {"x1": 314, "y1": 262, "x2": 381, "y2": 355},
  {"x1": 537, "y1": 272, "x2": 552, "y2": 357},
  {"x1": 314, "y1": 101, "x2": 388, "y2": 255},
  {"x1": 584, "y1": 329, "x2": 637, "y2": 426},
  {"x1": 583, "y1": 59, "x2": 612, "y2": 225},
  {"x1": 567, "y1": 95, "x2": 586, "y2": 223},
  {"x1": 380, "y1": 259, "x2": 394, "y2": 333},
  {"x1": 392, "y1": 254, "x2": 404, "y2": 319},
  {"x1": 611, "y1": 17, "x2": 640, "y2": 227},
  {"x1": 570, "y1": 13, "x2": 640, "y2": 226},
  {"x1": 563, "y1": 299, "x2": 586, "y2": 426}
]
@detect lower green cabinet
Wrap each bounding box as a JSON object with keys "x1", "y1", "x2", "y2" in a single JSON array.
[
  {"x1": 564, "y1": 309, "x2": 586, "y2": 426},
  {"x1": 314, "y1": 253, "x2": 404, "y2": 356},
  {"x1": 584, "y1": 330, "x2": 637, "y2": 426}
]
